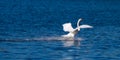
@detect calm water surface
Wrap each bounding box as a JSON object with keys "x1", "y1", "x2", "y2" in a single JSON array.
[{"x1": 0, "y1": 0, "x2": 120, "y2": 60}]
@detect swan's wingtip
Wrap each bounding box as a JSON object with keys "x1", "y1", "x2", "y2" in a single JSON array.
[{"x1": 91, "y1": 26, "x2": 93, "y2": 28}]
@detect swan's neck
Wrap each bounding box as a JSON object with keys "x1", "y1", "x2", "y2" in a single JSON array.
[{"x1": 77, "y1": 19, "x2": 81, "y2": 31}]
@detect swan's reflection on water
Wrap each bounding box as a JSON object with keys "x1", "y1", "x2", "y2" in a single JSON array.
[
  {"x1": 61, "y1": 37, "x2": 83, "y2": 60},
  {"x1": 62, "y1": 37, "x2": 82, "y2": 47}
]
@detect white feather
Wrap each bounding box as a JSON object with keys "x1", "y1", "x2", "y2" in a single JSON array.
[
  {"x1": 62, "y1": 18, "x2": 93, "y2": 38},
  {"x1": 62, "y1": 23, "x2": 74, "y2": 32},
  {"x1": 80, "y1": 25, "x2": 93, "y2": 28}
]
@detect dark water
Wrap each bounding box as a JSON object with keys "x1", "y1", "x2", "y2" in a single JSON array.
[{"x1": 0, "y1": 0, "x2": 120, "y2": 60}]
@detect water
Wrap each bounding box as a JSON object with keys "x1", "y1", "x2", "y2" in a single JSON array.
[{"x1": 0, "y1": 0, "x2": 120, "y2": 60}]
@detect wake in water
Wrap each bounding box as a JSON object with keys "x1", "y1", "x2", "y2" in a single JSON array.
[
  {"x1": 30, "y1": 36, "x2": 83, "y2": 41},
  {"x1": 1, "y1": 36, "x2": 83, "y2": 41},
  {"x1": 1, "y1": 36, "x2": 83, "y2": 47}
]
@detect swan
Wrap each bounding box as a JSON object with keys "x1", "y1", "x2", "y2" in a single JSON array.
[{"x1": 62, "y1": 18, "x2": 93, "y2": 38}]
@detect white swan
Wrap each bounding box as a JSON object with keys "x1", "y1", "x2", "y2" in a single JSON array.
[{"x1": 62, "y1": 18, "x2": 93, "y2": 38}]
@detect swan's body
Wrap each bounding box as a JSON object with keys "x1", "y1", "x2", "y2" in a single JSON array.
[{"x1": 62, "y1": 18, "x2": 93, "y2": 38}]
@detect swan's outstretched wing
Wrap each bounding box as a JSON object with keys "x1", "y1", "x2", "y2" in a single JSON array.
[
  {"x1": 80, "y1": 25, "x2": 93, "y2": 28},
  {"x1": 62, "y1": 23, "x2": 74, "y2": 32}
]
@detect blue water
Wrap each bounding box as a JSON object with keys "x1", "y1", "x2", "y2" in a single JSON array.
[{"x1": 0, "y1": 0, "x2": 120, "y2": 60}]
